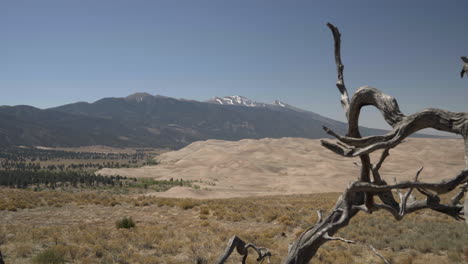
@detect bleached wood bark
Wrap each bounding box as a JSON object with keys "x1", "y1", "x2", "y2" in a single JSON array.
[
  {"x1": 465, "y1": 188, "x2": 468, "y2": 224},
  {"x1": 216, "y1": 23, "x2": 467, "y2": 264},
  {"x1": 461, "y1": 56, "x2": 468, "y2": 78},
  {"x1": 217, "y1": 236, "x2": 271, "y2": 264}
]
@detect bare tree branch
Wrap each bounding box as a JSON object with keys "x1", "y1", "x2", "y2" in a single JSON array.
[
  {"x1": 461, "y1": 56, "x2": 468, "y2": 78},
  {"x1": 321, "y1": 104, "x2": 468, "y2": 167},
  {"x1": 216, "y1": 236, "x2": 272, "y2": 264},
  {"x1": 373, "y1": 148, "x2": 390, "y2": 174},
  {"x1": 217, "y1": 236, "x2": 246, "y2": 264},
  {"x1": 316, "y1": 210, "x2": 323, "y2": 224},
  {"x1": 326, "y1": 23, "x2": 350, "y2": 114},
  {"x1": 349, "y1": 169, "x2": 468, "y2": 195},
  {"x1": 326, "y1": 22, "x2": 372, "y2": 184},
  {"x1": 451, "y1": 183, "x2": 467, "y2": 205},
  {"x1": 217, "y1": 23, "x2": 468, "y2": 264},
  {"x1": 400, "y1": 167, "x2": 423, "y2": 215},
  {"x1": 323, "y1": 233, "x2": 390, "y2": 264}
]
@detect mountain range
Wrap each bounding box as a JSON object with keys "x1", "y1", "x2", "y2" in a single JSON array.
[{"x1": 0, "y1": 92, "x2": 431, "y2": 149}]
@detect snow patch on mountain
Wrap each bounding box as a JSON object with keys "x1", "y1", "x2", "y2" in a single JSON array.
[
  {"x1": 207, "y1": 95, "x2": 262, "y2": 107},
  {"x1": 125, "y1": 92, "x2": 153, "y2": 103},
  {"x1": 207, "y1": 95, "x2": 288, "y2": 109},
  {"x1": 273, "y1": 100, "x2": 286, "y2": 107}
]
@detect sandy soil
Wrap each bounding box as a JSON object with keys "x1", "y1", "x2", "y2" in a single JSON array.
[{"x1": 97, "y1": 137, "x2": 465, "y2": 199}]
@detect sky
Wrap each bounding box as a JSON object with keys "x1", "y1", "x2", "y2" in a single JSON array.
[{"x1": 1, "y1": 0, "x2": 467, "y2": 129}]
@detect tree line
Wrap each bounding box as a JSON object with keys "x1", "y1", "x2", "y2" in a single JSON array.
[
  {"x1": 0, "y1": 147, "x2": 146, "y2": 162},
  {"x1": 0, "y1": 160, "x2": 142, "y2": 171},
  {"x1": 0, "y1": 170, "x2": 133, "y2": 189}
]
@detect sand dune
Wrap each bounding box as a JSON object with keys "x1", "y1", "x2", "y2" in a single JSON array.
[{"x1": 97, "y1": 137, "x2": 465, "y2": 199}]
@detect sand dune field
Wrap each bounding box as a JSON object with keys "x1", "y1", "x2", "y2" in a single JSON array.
[{"x1": 97, "y1": 137, "x2": 465, "y2": 199}]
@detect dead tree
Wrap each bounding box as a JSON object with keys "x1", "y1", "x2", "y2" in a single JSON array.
[
  {"x1": 461, "y1": 56, "x2": 468, "y2": 78},
  {"x1": 216, "y1": 23, "x2": 468, "y2": 264}
]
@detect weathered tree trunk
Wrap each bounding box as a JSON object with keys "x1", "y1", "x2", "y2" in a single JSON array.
[
  {"x1": 465, "y1": 135, "x2": 468, "y2": 224},
  {"x1": 216, "y1": 23, "x2": 468, "y2": 264},
  {"x1": 283, "y1": 198, "x2": 357, "y2": 264},
  {"x1": 465, "y1": 189, "x2": 468, "y2": 225},
  {"x1": 464, "y1": 134, "x2": 468, "y2": 169}
]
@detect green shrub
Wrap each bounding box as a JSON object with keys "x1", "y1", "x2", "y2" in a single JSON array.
[
  {"x1": 32, "y1": 247, "x2": 65, "y2": 264},
  {"x1": 115, "y1": 216, "x2": 136, "y2": 229}
]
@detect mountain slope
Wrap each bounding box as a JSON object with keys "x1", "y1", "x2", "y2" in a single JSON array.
[
  {"x1": 0, "y1": 105, "x2": 158, "y2": 147},
  {"x1": 206, "y1": 95, "x2": 350, "y2": 126},
  {"x1": 0, "y1": 93, "x2": 433, "y2": 148}
]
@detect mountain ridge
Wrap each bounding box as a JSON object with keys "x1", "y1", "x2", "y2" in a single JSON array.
[{"x1": 0, "y1": 92, "x2": 441, "y2": 148}]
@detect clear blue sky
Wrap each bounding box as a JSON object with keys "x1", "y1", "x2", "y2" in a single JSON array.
[{"x1": 1, "y1": 0, "x2": 467, "y2": 129}]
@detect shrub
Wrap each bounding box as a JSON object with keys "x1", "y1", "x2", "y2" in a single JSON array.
[
  {"x1": 178, "y1": 199, "x2": 199, "y2": 210},
  {"x1": 447, "y1": 248, "x2": 461, "y2": 262},
  {"x1": 32, "y1": 247, "x2": 65, "y2": 264},
  {"x1": 195, "y1": 256, "x2": 208, "y2": 264},
  {"x1": 116, "y1": 216, "x2": 136, "y2": 229},
  {"x1": 15, "y1": 243, "x2": 33, "y2": 257}
]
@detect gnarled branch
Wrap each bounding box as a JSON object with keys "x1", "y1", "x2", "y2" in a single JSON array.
[
  {"x1": 217, "y1": 23, "x2": 467, "y2": 264},
  {"x1": 326, "y1": 23, "x2": 350, "y2": 113},
  {"x1": 216, "y1": 235, "x2": 272, "y2": 264}
]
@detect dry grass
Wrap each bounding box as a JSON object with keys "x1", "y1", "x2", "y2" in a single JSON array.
[{"x1": 0, "y1": 189, "x2": 466, "y2": 263}]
